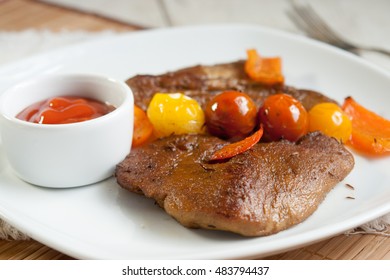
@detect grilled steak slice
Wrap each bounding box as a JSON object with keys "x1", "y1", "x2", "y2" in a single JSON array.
[
  {"x1": 126, "y1": 60, "x2": 335, "y2": 111},
  {"x1": 116, "y1": 132, "x2": 354, "y2": 236}
]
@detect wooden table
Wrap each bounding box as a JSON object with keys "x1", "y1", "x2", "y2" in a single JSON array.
[{"x1": 0, "y1": 0, "x2": 389, "y2": 260}]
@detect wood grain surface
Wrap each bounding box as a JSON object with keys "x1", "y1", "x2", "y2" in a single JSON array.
[
  {"x1": 0, "y1": 0, "x2": 389, "y2": 260},
  {"x1": 0, "y1": 0, "x2": 140, "y2": 31}
]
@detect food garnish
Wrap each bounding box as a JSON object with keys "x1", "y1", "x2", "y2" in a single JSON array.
[
  {"x1": 342, "y1": 96, "x2": 390, "y2": 156},
  {"x1": 146, "y1": 93, "x2": 205, "y2": 138},
  {"x1": 131, "y1": 49, "x2": 389, "y2": 161},
  {"x1": 244, "y1": 49, "x2": 284, "y2": 85},
  {"x1": 258, "y1": 93, "x2": 309, "y2": 142},
  {"x1": 16, "y1": 96, "x2": 115, "y2": 124},
  {"x1": 209, "y1": 125, "x2": 263, "y2": 162},
  {"x1": 205, "y1": 90, "x2": 257, "y2": 140},
  {"x1": 132, "y1": 105, "x2": 153, "y2": 147},
  {"x1": 308, "y1": 102, "x2": 352, "y2": 143}
]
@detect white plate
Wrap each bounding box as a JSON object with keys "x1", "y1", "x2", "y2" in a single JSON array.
[{"x1": 0, "y1": 24, "x2": 389, "y2": 260}]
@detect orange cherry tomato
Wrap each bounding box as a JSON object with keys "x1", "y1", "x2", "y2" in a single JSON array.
[
  {"x1": 244, "y1": 49, "x2": 284, "y2": 85},
  {"x1": 259, "y1": 93, "x2": 309, "y2": 142},
  {"x1": 308, "y1": 102, "x2": 352, "y2": 143},
  {"x1": 209, "y1": 125, "x2": 263, "y2": 162},
  {"x1": 205, "y1": 91, "x2": 258, "y2": 140},
  {"x1": 132, "y1": 105, "x2": 153, "y2": 147},
  {"x1": 342, "y1": 96, "x2": 390, "y2": 156}
]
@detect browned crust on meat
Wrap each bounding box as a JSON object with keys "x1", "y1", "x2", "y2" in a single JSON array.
[
  {"x1": 116, "y1": 132, "x2": 354, "y2": 236},
  {"x1": 118, "y1": 60, "x2": 354, "y2": 236},
  {"x1": 126, "y1": 61, "x2": 335, "y2": 112}
]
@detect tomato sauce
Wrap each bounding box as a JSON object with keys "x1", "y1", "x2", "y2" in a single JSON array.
[{"x1": 16, "y1": 96, "x2": 115, "y2": 124}]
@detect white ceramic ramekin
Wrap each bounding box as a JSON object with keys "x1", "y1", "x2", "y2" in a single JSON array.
[{"x1": 0, "y1": 74, "x2": 133, "y2": 188}]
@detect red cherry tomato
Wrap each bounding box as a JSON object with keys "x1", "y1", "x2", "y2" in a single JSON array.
[
  {"x1": 205, "y1": 91, "x2": 257, "y2": 140},
  {"x1": 259, "y1": 93, "x2": 309, "y2": 142}
]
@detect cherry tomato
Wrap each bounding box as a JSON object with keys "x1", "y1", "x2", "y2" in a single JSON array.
[
  {"x1": 258, "y1": 93, "x2": 309, "y2": 142},
  {"x1": 205, "y1": 91, "x2": 257, "y2": 140},
  {"x1": 308, "y1": 102, "x2": 352, "y2": 143},
  {"x1": 147, "y1": 93, "x2": 205, "y2": 138},
  {"x1": 209, "y1": 125, "x2": 264, "y2": 162}
]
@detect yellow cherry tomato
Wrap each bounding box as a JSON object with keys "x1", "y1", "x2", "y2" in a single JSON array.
[
  {"x1": 147, "y1": 93, "x2": 205, "y2": 137},
  {"x1": 308, "y1": 102, "x2": 352, "y2": 143}
]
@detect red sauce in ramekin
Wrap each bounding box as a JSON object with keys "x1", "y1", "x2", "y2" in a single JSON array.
[{"x1": 16, "y1": 96, "x2": 115, "y2": 124}]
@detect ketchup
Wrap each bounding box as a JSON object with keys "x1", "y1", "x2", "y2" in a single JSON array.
[{"x1": 16, "y1": 96, "x2": 115, "y2": 124}]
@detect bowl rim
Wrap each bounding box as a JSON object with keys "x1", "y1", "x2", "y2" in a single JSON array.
[{"x1": 0, "y1": 73, "x2": 133, "y2": 130}]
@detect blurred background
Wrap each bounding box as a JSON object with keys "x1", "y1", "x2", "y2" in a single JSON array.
[{"x1": 0, "y1": 0, "x2": 390, "y2": 67}]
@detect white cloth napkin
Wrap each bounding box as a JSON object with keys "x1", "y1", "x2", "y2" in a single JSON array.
[{"x1": 0, "y1": 29, "x2": 389, "y2": 239}]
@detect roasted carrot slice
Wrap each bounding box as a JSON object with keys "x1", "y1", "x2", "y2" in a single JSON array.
[
  {"x1": 342, "y1": 96, "x2": 390, "y2": 156},
  {"x1": 209, "y1": 125, "x2": 263, "y2": 162},
  {"x1": 244, "y1": 49, "x2": 284, "y2": 85},
  {"x1": 132, "y1": 105, "x2": 154, "y2": 147}
]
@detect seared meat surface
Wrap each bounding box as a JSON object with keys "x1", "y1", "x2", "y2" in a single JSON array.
[
  {"x1": 116, "y1": 132, "x2": 354, "y2": 236},
  {"x1": 118, "y1": 60, "x2": 354, "y2": 236},
  {"x1": 126, "y1": 61, "x2": 335, "y2": 111}
]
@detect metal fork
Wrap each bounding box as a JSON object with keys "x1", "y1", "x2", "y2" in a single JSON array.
[{"x1": 287, "y1": 1, "x2": 390, "y2": 57}]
